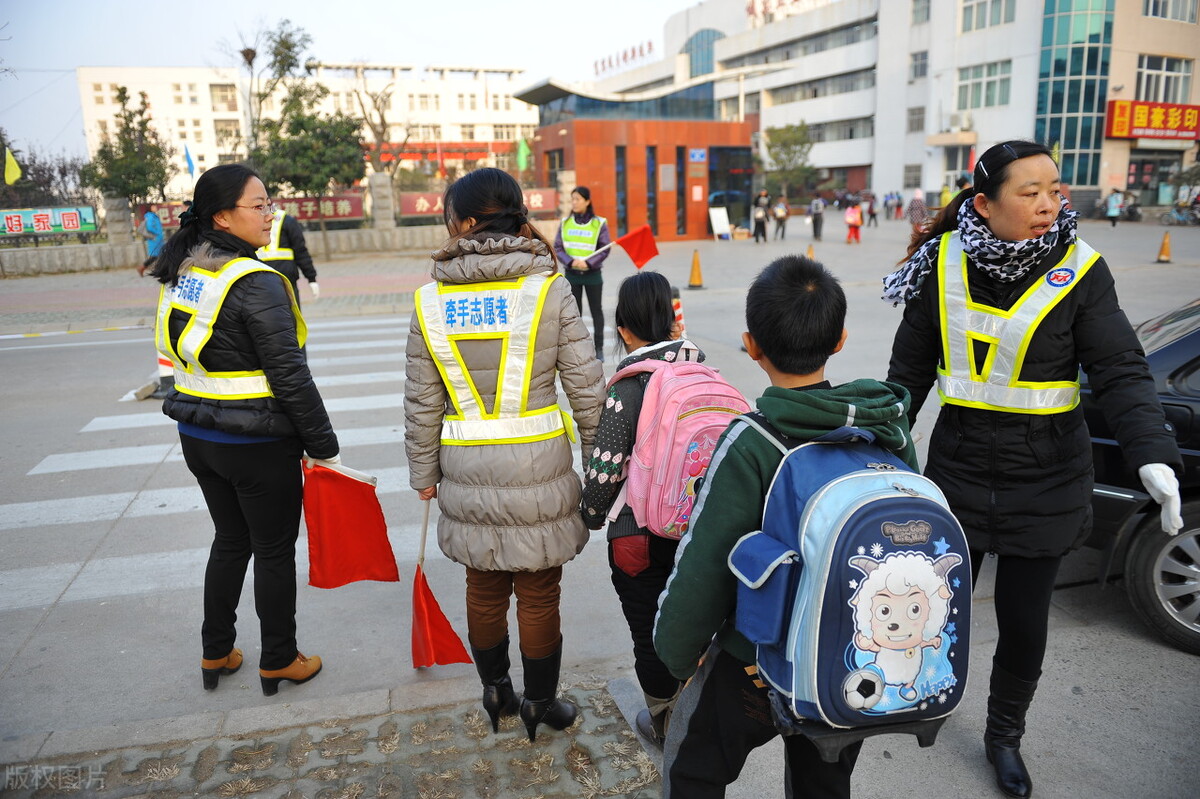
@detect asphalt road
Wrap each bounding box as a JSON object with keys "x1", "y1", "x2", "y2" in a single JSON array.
[{"x1": 0, "y1": 216, "x2": 1196, "y2": 797}]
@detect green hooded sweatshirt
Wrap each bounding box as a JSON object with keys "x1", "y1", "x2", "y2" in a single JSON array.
[{"x1": 653, "y1": 378, "x2": 917, "y2": 679}]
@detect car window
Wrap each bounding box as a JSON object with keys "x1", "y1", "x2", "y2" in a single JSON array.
[{"x1": 1135, "y1": 299, "x2": 1200, "y2": 355}]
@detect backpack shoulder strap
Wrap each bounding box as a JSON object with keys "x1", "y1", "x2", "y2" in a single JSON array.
[
  {"x1": 735, "y1": 412, "x2": 802, "y2": 456},
  {"x1": 606, "y1": 358, "x2": 666, "y2": 389}
]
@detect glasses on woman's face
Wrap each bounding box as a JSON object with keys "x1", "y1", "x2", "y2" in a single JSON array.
[{"x1": 236, "y1": 201, "x2": 277, "y2": 216}]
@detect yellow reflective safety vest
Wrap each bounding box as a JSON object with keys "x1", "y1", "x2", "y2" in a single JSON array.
[
  {"x1": 155, "y1": 257, "x2": 305, "y2": 400},
  {"x1": 256, "y1": 210, "x2": 294, "y2": 261},
  {"x1": 415, "y1": 272, "x2": 573, "y2": 446},
  {"x1": 936, "y1": 231, "x2": 1099, "y2": 414},
  {"x1": 560, "y1": 215, "x2": 606, "y2": 259}
]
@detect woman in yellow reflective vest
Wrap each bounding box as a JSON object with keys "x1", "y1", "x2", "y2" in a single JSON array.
[
  {"x1": 553, "y1": 186, "x2": 611, "y2": 360},
  {"x1": 151, "y1": 164, "x2": 340, "y2": 697},
  {"x1": 884, "y1": 141, "x2": 1182, "y2": 799},
  {"x1": 404, "y1": 168, "x2": 605, "y2": 741}
]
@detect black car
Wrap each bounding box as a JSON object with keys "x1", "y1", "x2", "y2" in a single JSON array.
[{"x1": 1080, "y1": 298, "x2": 1200, "y2": 654}]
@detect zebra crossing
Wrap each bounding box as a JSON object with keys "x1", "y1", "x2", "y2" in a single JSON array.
[{"x1": 0, "y1": 317, "x2": 427, "y2": 618}]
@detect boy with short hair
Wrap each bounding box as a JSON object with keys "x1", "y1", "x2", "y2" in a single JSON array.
[{"x1": 653, "y1": 256, "x2": 917, "y2": 798}]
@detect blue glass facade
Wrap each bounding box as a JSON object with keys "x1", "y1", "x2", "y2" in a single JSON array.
[
  {"x1": 682, "y1": 29, "x2": 725, "y2": 78},
  {"x1": 538, "y1": 84, "x2": 716, "y2": 127},
  {"x1": 1035, "y1": 0, "x2": 1115, "y2": 187}
]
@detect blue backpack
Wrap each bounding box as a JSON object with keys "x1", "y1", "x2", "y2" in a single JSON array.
[{"x1": 728, "y1": 416, "x2": 971, "y2": 730}]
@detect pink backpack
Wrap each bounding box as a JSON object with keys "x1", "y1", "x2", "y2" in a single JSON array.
[{"x1": 608, "y1": 359, "x2": 751, "y2": 539}]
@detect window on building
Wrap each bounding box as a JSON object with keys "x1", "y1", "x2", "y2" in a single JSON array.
[
  {"x1": 460, "y1": 124, "x2": 475, "y2": 140},
  {"x1": 494, "y1": 124, "x2": 516, "y2": 140},
  {"x1": 218, "y1": 154, "x2": 240, "y2": 165},
  {"x1": 1143, "y1": 0, "x2": 1198, "y2": 22},
  {"x1": 94, "y1": 95, "x2": 104, "y2": 105},
  {"x1": 189, "y1": 95, "x2": 199, "y2": 105},
  {"x1": 193, "y1": 131, "x2": 203, "y2": 143},
  {"x1": 913, "y1": 0, "x2": 931, "y2": 24},
  {"x1": 214, "y1": 119, "x2": 241, "y2": 148},
  {"x1": 92, "y1": 83, "x2": 102, "y2": 92},
  {"x1": 903, "y1": 164, "x2": 922, "y2": 189},
  {"x1": 646, "y1": 146, "x2": 658, "y2": 235},
  {"x1": 504, "y1": 96, "x2": 511, "y2": 111},
  {"x1": 1137, "y1": 54, "x2": 1193, "y2": 103},
  {"x1": 719, "y1": 19, "x2": 878, "y2": 68},
  {"x1": 957, "y1": 60, "x2": 1012, "y2": 109},
  {"x1": 469, "y1": 93, "x2": 477, "y2": 110},
  {"x1": 458, "y1": 93, "x2": 465, "y2": 111},
  {"x1": 806, "y1": 117, "x2": 875, "y2": 143},
  {"x1": 769, "y1": 68, "x2": 876, "y2": 104},
  {"x1": 615, "y1": 146, "x2": 628, "y2": 237},
  {"x1": 174, "y1": 95, "x2": 183, "y2": 104},
  {"x1": 910, "y1": 51, "x2": 929, "y2": 81},
  {"x1": 197, "y1": 154, "x2": 206, "y2": 163},
  {"x1": 907, "y1": 106, "x2": 926, "y2": 133},
  {"x1": 193, "y1": 119, "x2": 200, "y2": 127},
  {"x1": 177, "y1": 119, "x2": 186, "y2": 128},
  {"x1": 682, "y1": 28, "x2": 725, "y2": 78},
  {"x1": 962, "y1": 0, "x2": 1016, "y2": 33},
  {"x1": 179, "y1": 131, "x2": 188, "y2": 140},
  {"x1": 210, "y1": 84, "x2": 238, "y2": 113},
  {"x1": 418, "y1": 94, "x2": 429, "y2": 111},
  {"x1": 676, "y1": 146, "x2": 687, "y2": 236},
  {"x1": 492, "y1": 94, "x2": 502, "y2": 111},
  {"x1": 97, "y1": 120, "x2": 107, "y2": 133}
]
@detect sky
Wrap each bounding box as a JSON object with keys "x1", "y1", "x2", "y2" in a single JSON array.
[{"x1": 0, "y1": 0, "x2": 684, "y2": 158}]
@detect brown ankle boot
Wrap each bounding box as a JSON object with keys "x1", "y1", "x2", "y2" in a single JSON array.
[
  {"x1": 259, "y1": 652, "x2": 322, "y2": 696},
  {"x1": 201, "y1": 648, "x2": 243, "y2": 690}
]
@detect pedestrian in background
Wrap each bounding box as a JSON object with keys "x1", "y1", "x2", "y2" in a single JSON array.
[
  {"x1": 257, "y1": 207, "x2": 320, "y2": 304},
  {"x1": 1105, "y1": 188, "x2": 1123, "y2": 228},
  {"x1": 865, "y1": 193, "x2": 878, "y2": 226},
  {"x1": 405, "y1": 168, "x2": 605, "y2": 742},
  {"x1": 772, "y1": 195, "x2": 790, "y2": 240},
  {"x1": 138, "y1": 208, "x2": 164, "y2": 277},
  {"x1": 844, "y1": 198, "x2": 863, "y2": 244},
  {"x1": 884, "y1": 140, "x2": 1182, "y2": 799},
  {"x1": 554, "y1": 186, "x2": 610, "y2": 360},
  {"x1": 809, "y1": 193, "x2": 825, "y2": 241},
  {"x1": 906, "y1": 188, "x2": 929, "y2": 234},
  {"x1": 752, "y1": 189, "x2": 771, "y2": 243},
  {"x1": 151, "y1": 163, "x2": 339, "y2": 697}
]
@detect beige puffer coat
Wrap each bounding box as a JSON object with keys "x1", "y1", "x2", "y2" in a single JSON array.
[{"x1": 404, "y1": 234, "x2": 605, "y2": 572}]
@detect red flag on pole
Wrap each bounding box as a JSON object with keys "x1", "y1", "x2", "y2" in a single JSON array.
[
  {"x1": 614, "y1": 224, "x2": 659, "y2": 268},
  {"x1": 411, "y1": 501, "x2": 472, "y2": 668},
  {"x1": 967, "y1": 146, "x2": 977, "y2": 173},
  {"x1": 436, "y1": 140, "x2": 447, "y2": 180}
]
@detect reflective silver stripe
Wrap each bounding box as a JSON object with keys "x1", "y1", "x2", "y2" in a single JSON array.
[
  {"x1": 174, "y1": 370, "x2": 270, "y2": 395},
  {"x1": 418, "y1": 273, "x2": 553, "y2": 422},
  {"x1": 562, "y1": 216, "x2": 606, "y2": 258},
  {"x1": 442, "y1": 409, "x2": 564, "y2": 442},
  {"x1": 256, "y1": 211, "x2": 294, "y2": 260},
  {"x1": 176, "y1": 260, "x2": 275, "y2": 366},
  {"x1": 938, "y1": 232, "x2": 1093, "y2": 411}
]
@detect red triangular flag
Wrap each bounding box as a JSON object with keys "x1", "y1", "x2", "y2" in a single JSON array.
[
  {"x1": 411, "y1": 564, "x2": 472, "y2": 668},
  {"x1": 614, "y1": 224, "x2": 659, "y2": 268}
]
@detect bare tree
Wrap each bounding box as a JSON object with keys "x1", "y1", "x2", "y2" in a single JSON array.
[{"x1": 354, "y1": 82, "x2": 411, "y2": 177}]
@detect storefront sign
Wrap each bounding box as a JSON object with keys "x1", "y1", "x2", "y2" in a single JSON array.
[
  {"x1": 274, "y1": 196, "x2": 364, "y2": 221},
  {"x1": 399, "y1": 189, "x2": 557, "y2": 216},
  {"x1": 1105, "y1": 100, "x2": 1200, "y2": 141},
  {"x1": 689, "y1": 148, "x2": 708, "y2": 163},
  {"x1": 0, "y1": 206, "x2": 97, "y2": 236},
  {"x1": 137, "y1": 202, "x2": 189, "y2": 228}
]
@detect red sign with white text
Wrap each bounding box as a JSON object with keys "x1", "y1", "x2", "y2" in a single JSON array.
[
  {"x1": 138, "y1": 196, "x2": 364, "y2": 226},
  {"x1": 1105, "y1": 100, "x2": 1199, "y2": 140},
  {"x1": 399, "y1": 189, "x2": 558, "y2": 216}
]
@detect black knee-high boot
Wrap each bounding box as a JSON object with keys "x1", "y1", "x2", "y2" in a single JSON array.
[
  {"x1": 518, "y1": 644, "x2": 577, "y2": 742},
  {"x1": 985, "y1": 662, "x2": 1039, "y2": 798},
  {"x1": 472, "y1": 637, "x2": 520, "y2": 733}
]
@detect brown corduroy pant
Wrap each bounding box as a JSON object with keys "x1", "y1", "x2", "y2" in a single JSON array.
[{"x1": 464, "y1": 566, "x2": 563, "y2": 658}]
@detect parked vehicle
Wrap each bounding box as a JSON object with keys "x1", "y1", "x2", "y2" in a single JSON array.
[
  {"x1": 1159, "y1": 205, "x2": 1200, "y2": 226},
  {"x1": 1080, "y1": 299, "x2": 1200, "y2": 654}
]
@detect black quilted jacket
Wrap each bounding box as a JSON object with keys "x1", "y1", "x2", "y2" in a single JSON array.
[{"x1": 160, "y1": 243, "x2": 338, "y2": 459}]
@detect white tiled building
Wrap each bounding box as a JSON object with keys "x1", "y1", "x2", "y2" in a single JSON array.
[{"x1": 76, "y1": 63, "x2": 540, "y2": 198}]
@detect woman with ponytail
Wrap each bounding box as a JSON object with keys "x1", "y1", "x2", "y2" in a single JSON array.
[
  {"x1": 884, "y1": 141, "x2": 1181, "y2": 798},
  {"x1": 404, "y1": 167, "x2": 605, "y2": 742},
  {"x1": 153, "y1": 164, "x2": 339, "y2": 697}
]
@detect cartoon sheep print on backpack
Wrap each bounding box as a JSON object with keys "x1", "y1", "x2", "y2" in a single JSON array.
[
  {"x1": 729, "y1": 419, "x2": 971, "y2": 730},
  {"x1": 845, "y1": 551, "x2": 963, "y2": 712}
]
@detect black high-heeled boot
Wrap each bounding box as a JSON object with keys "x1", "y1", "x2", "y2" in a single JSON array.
[
  {"x1": 984, "y1": 662, "x2": 1040, "y2": 798},
  {"x1": 471, "y1": 637, "x2": 520, "y2": 733},
  {"x1": 518, "y1": 644, "x2": 577, "y2": 742}
]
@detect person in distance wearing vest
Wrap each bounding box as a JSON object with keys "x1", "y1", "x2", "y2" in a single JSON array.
[
  {"x1": 884, "y1": 140, "x2": 1183, "y2": 799},
  {"x1": 150, "y1": 164, "x2": 340, "y2": 697},
  {"x1": 553, "y1": 186, "x2": 610, "y2": 361},
  {"x1": 257, "y1": 207, "x2": 319, "y2": 304},
  {"x1": 581, "y1": 271, "x2": 700, "y2": 748},
  {"x1": 654, "y1": 256, "x2": 917, "y2": 798},
  {"x1": 405, "y1": 168, "x2": 605, "y2": 742}
]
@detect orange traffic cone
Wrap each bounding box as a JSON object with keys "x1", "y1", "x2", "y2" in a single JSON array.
[
  {"x1": 806, "y1": 244, "x2": 816, "y2": 260},
  {"x1": 1156, "y1": 232, "x2": 1172, "y2": 264},
  {"x1": 688, "y1": 249, "x2": 704, "y2": 289},
  {"x1": 671, "y1": 286, "x2": 687, "y2": 337}
]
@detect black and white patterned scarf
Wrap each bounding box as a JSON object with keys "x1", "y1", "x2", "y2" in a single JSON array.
[{"x1": 881, "y1": 196, "x2": 1078, "y2": 306}]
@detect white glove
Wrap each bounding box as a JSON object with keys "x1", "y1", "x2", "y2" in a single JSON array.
[
  {"x1": 309, "y1": 282, "x2": 320, "y2": 301},
  {"x1": 1138, "y1": 463, "x2": 1183, "y2": 535}
]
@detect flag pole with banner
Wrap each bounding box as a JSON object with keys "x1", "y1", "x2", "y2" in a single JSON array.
[
  {"x1": 590, "y1": 224, "x2": 659, "y2": 268},
  {"x1": 411, "y1": 500, "x2": 472, "y2": 668}
]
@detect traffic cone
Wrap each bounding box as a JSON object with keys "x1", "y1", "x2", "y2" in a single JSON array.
[
  {"x1": 671, "y1": 286, "x2": 687, "y2": 337},
  {"x1": 687, "y1": 249, "x2": 704, "y2": 289},
  {"x1": 1156, "y1": 232, "x2": 1171, "y2": 264},
  {"x1": 806, "y1": 244, "x2": 815, "y2": 260}
]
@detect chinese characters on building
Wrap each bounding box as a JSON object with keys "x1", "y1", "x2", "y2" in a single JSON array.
[
  {"x1": 1105, "y1": 100, "x2": 1200, "y2": 140},
  {"x1": 399, "y1": 190, "x2": 557, "y2": 216}
]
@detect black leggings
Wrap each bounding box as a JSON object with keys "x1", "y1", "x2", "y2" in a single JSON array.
[
  {"x1": 970, "y1": 550, "x2": 1062, "y2": 681},
  {"x1": 570, "y1": 281, "x2": 604, "y2": 353}
]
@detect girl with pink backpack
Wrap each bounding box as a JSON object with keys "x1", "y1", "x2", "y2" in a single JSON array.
[{"x1": 581, "y1": 271, "x2": 748, "y2": 747}]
